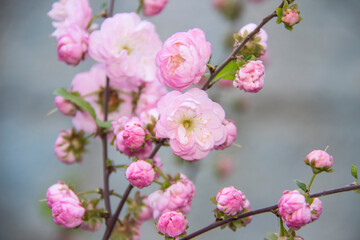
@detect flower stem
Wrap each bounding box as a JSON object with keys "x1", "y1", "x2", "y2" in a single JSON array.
[
  {"x1": 279, "y1": 217, "x2": 286, "y2": 237},
  {"x1": 77, "y1": 189, "x2": 100, "y2": 196},
  {"x1": 307, "y1": 173, "x2": 317, "y2": 192}
]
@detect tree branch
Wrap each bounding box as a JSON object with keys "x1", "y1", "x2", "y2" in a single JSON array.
[{"x1": 180, "y1": 184, "x2": 360, "y2": 240}]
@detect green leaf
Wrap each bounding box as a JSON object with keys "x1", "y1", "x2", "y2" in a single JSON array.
[
  {"x1": 295, "y1": 180, "x2": 307, "y2": 192},
  {"x1": 210, "y1": 196, "x2": 217, "y2": 205},
  {"x1": 101, "y1": 1, "x2": 107, "y2": 8},
  {"x1": 211, "y1": 60, "x2": 238, "y2": 84},
  {"x1": 53, "y1": 88, "x2": 96, "y2": 119},
  {"x1": 275, "y1": 8, "x2": 283, "y2": 17},
  {"x1": 283, "y1": 0, "x2": 289, "y2": 9},
  {"x1": 276, "y1": 16, "x2": 283, "y2": 24},
  {"x1": 284, "y1": 24, "x2": 294, "y2": 31},
  {"x1": 95, "y1": 119, "x2": 112, "y2": 129},
  {"x1": 267, "y1": 233, "x2": 277, "y2": 240},
  {"x1": 351, "y1": 165, "x2": 358, "y2": 180}
]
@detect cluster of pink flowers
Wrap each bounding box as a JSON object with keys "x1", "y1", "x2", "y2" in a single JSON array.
[
  {"x1": 48, "y1": 0, "x2": 92, "y2": 65},
  {"x1": 278, "y1": 190, "x2": 322, "y2": 230},
  {"x1": 234, "y1": 60, "x2": 265, "y2": 93},
  {"x1": 157, "y1": 211, "x2": 188, "y2": 238},
  {"x1": 143, "y1": 0, "x2": 169, "y2": 17},
  {"x1": 46, "y1": 182, "x2": 85, "y2": 228},
  {"x1": 147, "y1": 174, "x2": 195, "y2": 219},
  {"x1": 305, "y1": 150, "x2": 333, "y2": 173}
]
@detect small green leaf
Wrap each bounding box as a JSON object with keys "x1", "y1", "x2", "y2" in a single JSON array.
[
  {"x1": 53, "y1": 88, "x2": 96, "y2": 119},
  {"x1": 275, "y1": 8, "x2": 283, "y2": 17},
  {"x1": 106, "y1": 159, "x2": 112, "y2": 167},
  {"x1": 95, "y1": 119, "x2": 112, "y2": 129},
  {"x1": 284, "y1": 24, "x2": 293, "y2": 31},
  {"x1": 351, "y1": 165, "x2": 358, "y2": 180},
  {"x1": 267, "y1": 233, "x2": 277, "y2": 240},
  {"x1": 211, "y1": 60, "x2": 238, "y2": 84},
  {"x1": 101, "y1": 1, "x2": 107, "y2": 8},
  {"x1": 283, "y1": 0, "x2": 289, "y2": 9},
  {"x1": 276, "y1": 16, "x2": 283, "y2": 24},
  {"x1": 295, "y1": 180, "x2": 307, "y2": 192},
  {"x1": 210, "y1": 196, "x2": 217, "y2": 205}
]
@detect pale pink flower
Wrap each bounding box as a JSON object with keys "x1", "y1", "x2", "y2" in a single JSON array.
[
  {"x1": 157, "y1": 211, "x2": 188, "y2": 238},
  {"x1": 156, "y1": 28, "x2": 211, "y2": 91},
  {"x1": 88, "y1": 13, "x2": 162, "y2": 87},
  {"x1": 310, "y1": 197, "x2": 322, "y2": 221},
  {"x1": 140, "y1": 108, "x2": 160, "y2": 125},
  {"x1": 46, "y1": 181, "x2": 79, "y2": 208},
  {"x1": 234, "y1": 60, "x2": 265, "y2": 93},
  {"x1": 215, "y1": 119, "x2": 237, "y2": 150},
  {"x1": 282, "y1": 8, "x2": 300, "y2": 26},
  {"x1": 139, "y1": 197, "x2": 153, "y2": 222},
  {"x1": 72, "y1": 111, "x2": 97, "y2": 134},
  {"x1": 54, "y1": 129, "x2": 87, "y2": 164},
  {"x1": 216, "y1": 186, "x2": 245, "y2": 216},
  {"x1": 238, "y1": 23, "x2": 268, "y2": 56},
  {"x1": 278, "y1": 190, "x2": 312, "y2": 229},
  {"x1": 305, "y1": 150, "x2": 333, "y2": 173},
  {"x1": 148, "y1": 174, "x2": 195, "y2": 219},
  {"x1": 48, "y1": 0, "x2": 92, "y2": 37},
  {"x1": 54, "y1": 96, "x2": 77, "y2": 117},
  {"x1": 156, "y1": 88, "x2": 227, "y2": 161},
  {"x1": 52, "y1": 197, "x2": 85, "y2": 228},
  {"x1": 56, "y1": 25, "x2": 88, "y2": 66},
  {"x1": 126, "y1": 160, "x2": 155, "y2": 189},
  {"x1": 143, "y1": 0, "x2": 169, "y2": 17}
]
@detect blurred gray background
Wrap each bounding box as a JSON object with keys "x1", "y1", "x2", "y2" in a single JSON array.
[{"x1": 1, "y1": 0, "x2": 360, "y2": 239}]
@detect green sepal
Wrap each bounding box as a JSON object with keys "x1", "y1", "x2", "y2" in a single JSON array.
[
  {"x1": 284, "y1": 24, "x2": 293, "y2": 31},
  {"x1": 351, "y1": 165, "x2": 358, "y2": 180},
  {"x1": 283, "y1": 0, "x2": 289, "y2": 9},
  {"x1": 95, "y1": 119, "x2": 112, "y2": 129},
  {"x1": 295, "y1": 180, "x2": 307, "y2": 192},
  {"x1": 145, "y1": 134, "x2": 152, "y2": 140},
  {"x1": 211, "y1": 60, "x2": 238, "y2": 84},
  {"x1": 54, "y1": 87, "x2": 96, "y2": 119},
  {"x1": 234, "y1": 33, "x2": 244, "y2": 43},
  {"x1": 210, "y1": 196, "x2": 217, "y2": 205},
  {"x1": 276, "y1": 8, "x2": 283, "y2": 18},
  {"x1": 267, "y1": 232, "x2": 278, "y2": 240},
  {"x1": 228, "y1": 222, "x2": 237, "y2": 232}
]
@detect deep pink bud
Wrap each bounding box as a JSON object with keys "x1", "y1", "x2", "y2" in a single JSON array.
[
  {"x1": 157, "y1": 211, "x2": 188, "y2": 238},
  {"x1": 216, "y1": 186, "x2": 245, "y2": 216},
  {"x1": 125, "y1": 160, "x2": 155, "y2": 189},
  {"x1": 54, "y1": 96, "x2": 77, "y2": 116},
  {"x1": 310, "y1": 198, "x2": 322, "y2": 221},
  {"x1": 143, "y1": 0, "x2": 169, "y2": 16},
  {"x1": 305, "y1": 150, "x2": 333, "y2": 173},
  {"x1": 215, "y1": 119, "x2": 237, "y2": 150},
  {"x1": 282, "y1": 8, "x2": 300, "y2": 26},
  {"x1": 54, "y1": 129, "x2": 87, "y2": 164},
  {"x1": 52, "y1": 197, "x2": 85, "y2": 228},
  {"x1": 46, "y1": 181, "x2": 79, "y2": 208},
  {"x1": 122, "y1": 122, "x2": 146, "y2": 149},
  {"x1": 234, "y1": 60, "x2": 265, "y2": 93}
]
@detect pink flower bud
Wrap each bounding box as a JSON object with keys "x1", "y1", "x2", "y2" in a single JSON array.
[
  {"x1": 281, "y1": 8, "x2": 300, "y2": 26},
  {"x1": 234, "y1": 60, "x2": 265, "y2": 93},
  {"x1": 54, "y1": 96, "x2": 77, "y2": 116},
  {"x1": 122, "y1": 122, "x2": 146, "y2": 149},
  {"x1": 54, "y1": 129, "x2": 87, "y2": 164},
  {"x1": 310, "y1": 197, "x2": 322, "y2": 221},
  {"x1": 216, "y1": 186, "x2": 245, "y2": 216},
  {"x1": 57, "y1": 25, "x2": 88, "y2": 66},
  {"x1": 278, "y1": 190, "x2": 312, "y2": 230},
  {"x1": 305, "y1": 150, "x2": 333, "y2": 173},
  {"x1": 52, "y1": 197, "x2": 85, "y2": 228},
  {"x1": 215, "y1": 119, "x2": 237, "y2": 150},
  {"x1": 238, "y1": 23, "x2": 268, "y2": 56},
  {"x1": 143, "y1": 0, "x2": 169, "y2": 17},
  {"x1": 46, "y1": 181, "x2": 79, "y2": 208},
  {"x1": 157, "y1": 211, "x2": 188, "y2": 238},
  {"x1": 156, "y1": 29, "x2": 211, "y2": 91},
  {"x1": 125, "y1": 160, "x2": 155, "y2": 189}
]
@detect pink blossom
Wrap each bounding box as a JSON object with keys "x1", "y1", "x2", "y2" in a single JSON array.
[
  {"x1": 48, "y1": 0, "x2": 92, "y2": 37},
  {"x1": 125, "y1": 160, "x2": 155, "y2": 189},
  {"x1": 143, "y1": 0, "x2": 169, "y2": 17},
  {"x1": 218, "y1": 79, "x2": 233, "y2": 89},
  {"x1": 156, "y1": 88, "x2": 227, "y2": 161},
  {"x1": 52, "y1": 197, "x2": 85, "y2": 228},
  {"x1": 157, "y1": 211, "x2": 188, "y2": 238},
  {"x1": 148, "y1": 174, "x2": 195, "y2": 219},
  {"x1": 305, "y1": 150, "x2": 333, "y2": 173},
  {"x1": 56, "y1": 25, "x2": 88, "y2": 66},
  {"x1": 234, "y1": 60, "x2": 265, "y2": 93},
  {"x1": 278, "y1": 190, "x2": 312, "y2": 230},
  {"x1": 46, "y1": 181, "x2": 79, "y2": 208},
  {"x1": 88, "y1": 13, "x2": 162, "y2": 87},
  {"x1": 122, "y1": 121, "x2": 146, "y2": 149},
  {"x1": 310, "y1": 197, "x2": 322, "y2": 221},
  {"x1": 134, "y1": 81, "x2": 168, "y2": 116},
  {"x1": 282, "y1": 8, "x2": 300, "y2": 26},
  {"x1": 54, "y1": 129, "x2": 87, "y2": 164},
  {"x1": 139, "y1": 197, "x2": 153, "y2": 222},
  {"x1": 238, "y1": 23, "x2": 268, "y2": 56},
  {"x1": 156, "y1": 28, "x2": 211, "y2": 91},
  {"x1": 216, "y1": 186, "x2": 245, "y2": 216},
  {"x1": 54, "y1": 96, "x2": 77, "y2": 116},
  {"x1": 215, "y1": 119, "x2": 237, "y2": 150}
]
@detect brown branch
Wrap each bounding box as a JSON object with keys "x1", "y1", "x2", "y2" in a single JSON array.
[{"x1": 180, "y1": 184, "x2": 360, "y2": 240}]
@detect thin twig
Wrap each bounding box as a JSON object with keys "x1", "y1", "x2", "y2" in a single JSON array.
[{"x1": 180, "y1": 184, "x2": 360, "y2": 240}]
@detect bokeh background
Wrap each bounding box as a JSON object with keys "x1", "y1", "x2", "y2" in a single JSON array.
[{"x1": 1, "y1": 0, "x2": 360, "y2": 239}]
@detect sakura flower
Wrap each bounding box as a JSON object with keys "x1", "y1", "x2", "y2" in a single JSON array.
[
  {"x1": 156, "y1": 28, "x2": 211, "y2": 91},
  {"x1": 157, "y1": 211, "x2": 188, "y2": 238},
  {"x1": 234, "y1": 60, "x2": 265, "y2": 93},
  {"x1": 46, "y1": 181, "x2": 80, "y2": 208},
  {"x1": 282, "y1": 8, "x2": 301, "y2": 26},
  {"x1": 305, "y1": 150, "x2": 333, "y2": 173},
  {"x1": 216, "y1": 186, "x2": 245, "y2": 216},
  {"x1": 54, "y1": 129, "x2": 88, "y2": 164},
  {"x1": 156, "y1": 88, "x2": 227, "y2": 161}
]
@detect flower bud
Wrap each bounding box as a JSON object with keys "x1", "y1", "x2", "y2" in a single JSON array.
[
  {"x1": 215, "y1": 120, "x2": 237, "y2": 150},
  {"x1": 282, "y1": 8, "x2": 301, "y2": 26},
  {"x1": 46, "y1": 181, "x2": 79, "y2": 208},
  {"x1": 54, "y1": 129, "x2": 88, "y2": 164},
  {"x1": 310, "y1": 197, "x2": 322, "y2": 221},
  {"x1": 143, "y1": 0, "x2": 169, "y2": 17},
  {"x1": 234, "y1": 60, "x2": 265, "y2": 93},
  {"x1": 305, "y1": 150, "x2": 333, "y2": 173},
  {"x1": 278, "y1": 190, "x2": 312, "y2": 230},
  {"x1": 54, "y1": 96, "x2": 77, "y2": 116},
  {"x1": 125, "y1": 160, "x2": 155, "y2": 189},
  {"x1": 237, "y1": 23, "x2": 268, "y2": 57},
  {"x1": 122, "y1": 122, "x2": 146, "y2": 149},
  {"x1": 52, "y1": 197, "x2": 85, "y2": 228},
  {"x1": 216, "y1": 186, "x2": 245, "y2": 216},
  {"x1": 157, "y1": 211, "x2": 188, "y2": 238}
]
